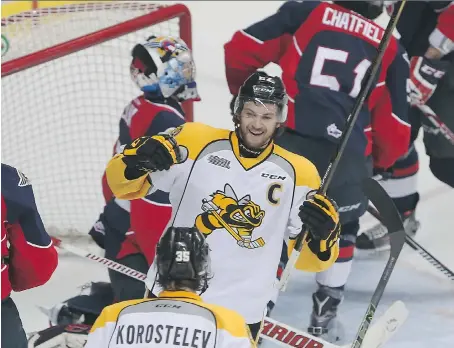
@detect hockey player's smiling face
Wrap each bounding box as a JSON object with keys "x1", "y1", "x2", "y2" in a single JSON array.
[{"x1": 239, "y1": 101, "x2": 279, "y2": 149}]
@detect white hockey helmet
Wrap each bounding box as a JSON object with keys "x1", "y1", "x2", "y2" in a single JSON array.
[{"x1": 130, "y1": 35, "x2": 199, "y2": 101}]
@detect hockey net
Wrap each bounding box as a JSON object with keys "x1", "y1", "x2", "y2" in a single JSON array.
[{"x1": 1, "y1": 1, "x2": 192, "y2": 245}]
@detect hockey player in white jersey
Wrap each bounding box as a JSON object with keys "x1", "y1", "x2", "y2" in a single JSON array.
[
  {"x1": 106, "y1": 71, "x2": 341, "y2": 341},
  {"x1": 85, "y1": 226, "x2": 255, "y2": 348}
]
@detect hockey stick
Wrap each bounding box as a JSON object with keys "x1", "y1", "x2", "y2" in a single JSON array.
[
  {"x1": 51, "y1": 236, "x2": 407, "y2": 348},
  {"x1": 50, "y1": 237, "x2": 147, "y2": 281},
  {"x1": 278, "y1": 0, "x2": 408, "y2": 292},
  {"x1": 263, "y1": 301, "x2": 408, "y2": 348},
  {"x1": 418, "y1": 104, "x2": 454, "y2": 145},
  {"x1": 367, "y1": 205, "x2": 454, "y2": 281},
  {"x1": 350, "y1": 178, "x2": 407, "y2": 348}
]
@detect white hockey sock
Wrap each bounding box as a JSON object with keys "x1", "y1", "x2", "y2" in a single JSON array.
[{"x1": 315, "y1": 260, "x2": 353, "y2": 288}]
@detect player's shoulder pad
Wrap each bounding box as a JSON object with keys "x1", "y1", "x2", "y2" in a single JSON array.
[
  {"x1": 141, "y1": 97, "x2": 185, "y2": 118},
  {"x1": 1, "y1": 163, "x2": 35, "y2": 211},
  {"x1": 276, "y1": 0, "x2": 320, "y2": 33},
  {"x1": 127, "y1": 96, "x2": 185, "y2": 126},
  {"x1": 202, "y1": 302, "x2": 251, "y2": 338},
  {"x1": 163, "y1": 122, "x2": 230, "y2": 161},
  {"x1": 1, "y1": 163, "x2": 31, "y2": 187},
  {"x1": 90, "y1": 299, "x2": 146, "y2": 332},
  {"x1": 273, "y1": 145, "x2": 321, "y2": 189},
  {"x1": 279, "y1": 0, "x2": 319, "y2": 13}
]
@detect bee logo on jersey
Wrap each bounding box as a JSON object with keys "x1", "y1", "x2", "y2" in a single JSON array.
[{"x1": 195, "y1": 184, "x2": 266, "y2": 249}]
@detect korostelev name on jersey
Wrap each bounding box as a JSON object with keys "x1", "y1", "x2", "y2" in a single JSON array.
[{"x1": 115, "y1": 323, "x2": 212, "y2": 347}]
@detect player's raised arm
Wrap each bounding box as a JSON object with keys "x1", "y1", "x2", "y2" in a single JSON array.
[
  {"x1": 1, "y1": 164, "x2": 58, "y2": 292},
  {"x1": 408, "y1": 2, "x2": 453, "y2": 106},
  {"x1": 106, "y1": 131, "x2": 183, "y2": 200},
  {"x1": 2, "y1": 163, "x2": 58, "y2": 348},
  {"x1": 224, "y1": 1, "x2": 317, "y2": 95}
]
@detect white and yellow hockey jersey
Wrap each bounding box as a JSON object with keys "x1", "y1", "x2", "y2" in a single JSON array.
[
  {"x1": 85, "y1": 290, "x2": 255, "y2": 348},
  {"x1": 106, "y1": 122, "x2": 339, "y2": 323}
]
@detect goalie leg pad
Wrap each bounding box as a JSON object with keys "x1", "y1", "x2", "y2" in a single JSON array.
[
  {"x1": 27, "y1": 324, "x2": 90, "y2": 348},
  {"x1": 429, "y1": 157, "x2": 454, "y2": 188}
]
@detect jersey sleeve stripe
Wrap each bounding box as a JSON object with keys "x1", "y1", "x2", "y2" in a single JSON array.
[
  {"x1": 239, "y1": 29, "x2": 264, "y2": 44},
  {"x1": 292, "y1": 36, "x2": 303, "y2": 56},
  {"x1": 26, "y1": 240, "x2": 53, "y2": 248},
  {"x1": 391, "y1": 112, "x2": 411, "y2": 127}
]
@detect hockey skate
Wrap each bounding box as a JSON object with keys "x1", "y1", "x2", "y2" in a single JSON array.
[
  {"x1": 38, "y1": 281, "x2": 114, "y2": 327},
  {"x1": 356, "y1": 210, "x2": 420, "y2": 252},
  {"x1": 307, "y1": 285, "x2": 345, "y2": 343},
  {"x1": 29, "y1": 282, "x2": 114, "y2": 347}
]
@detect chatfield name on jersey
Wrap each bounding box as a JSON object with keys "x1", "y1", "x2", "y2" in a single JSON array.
[{"x1": 115, "y1": 323, "x2": 212, "y2": 347}]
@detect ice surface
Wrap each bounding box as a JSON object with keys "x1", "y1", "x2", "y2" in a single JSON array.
[{"x1": 11, "y1": 2, "x2": 454, "y2": 347}]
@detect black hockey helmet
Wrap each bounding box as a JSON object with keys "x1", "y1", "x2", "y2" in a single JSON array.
[
  {"x1": 334, "y1": 1, "x2": 384, "y2": 20},
  {"x1": 156, "y1": 226, "x2": 210, "y2": 291},
  {"x1": 233, "y1": 71, "x2": 288, "y2": 123}
]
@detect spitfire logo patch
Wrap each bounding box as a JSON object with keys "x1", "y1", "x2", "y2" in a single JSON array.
[{"x1": 195, "y1": 184, "x2": 266, "y2": 249}]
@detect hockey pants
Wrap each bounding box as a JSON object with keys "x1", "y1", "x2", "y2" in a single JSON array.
[
  {"x1": 1, "y1": 297, "x2": 27, "y2": 348},
  {"x1": 108, "y1": 253, "x2": 149, "y2": 301}
]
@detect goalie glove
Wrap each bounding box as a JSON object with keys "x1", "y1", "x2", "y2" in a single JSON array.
[
  {"x1": 121, "y1": 134, "x2": 182, "y2": 178},
  {"x1": 408, "y1": 56, "x2": 449, "y2": 106},
  {"x1": 27, "y1": 324, "x2": 90, "y2": 348},
  {"x1": 298, "y1": 192, "x2": 340, "y2": 255}
]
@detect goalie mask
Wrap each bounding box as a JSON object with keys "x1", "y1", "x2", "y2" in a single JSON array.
[
  {"x1": 156, "y1": 226, "x2": 211, "y2": 292},
  {"x1": 130, "y1": 35, "x2": 199, "y2": 101}
]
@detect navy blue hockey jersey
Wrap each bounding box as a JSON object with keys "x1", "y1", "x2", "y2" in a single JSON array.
[{"x1": 225, "y1": 1, "x2": 411, "y2": 167}]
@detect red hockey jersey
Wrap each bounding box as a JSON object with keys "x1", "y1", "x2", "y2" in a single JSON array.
[
  {"x1": 1, "y1": 164, "x2": 58, "y2": 300},
  {"x1": 99, "y1": 95, "x2": 186, "y2": 264}
]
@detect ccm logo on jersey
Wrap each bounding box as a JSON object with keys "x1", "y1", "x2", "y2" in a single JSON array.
[
  {"x1": 421, "y1": 64, "x2": 446, "y2": 79},
  {"x1": 261, "y1": 173, "x2": 286, "y2": 180},
  {"x1": 338, "y1": 202, "x2": 361, "y2": 212}
]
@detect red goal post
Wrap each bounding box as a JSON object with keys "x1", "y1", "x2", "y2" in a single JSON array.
[{"x1": 1, "y1": 1, "x2": 192, "y2": 241}]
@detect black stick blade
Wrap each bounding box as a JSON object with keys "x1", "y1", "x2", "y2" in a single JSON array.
[{"x1": 362, "y1": 177, "x2": 403, "y2": 235}]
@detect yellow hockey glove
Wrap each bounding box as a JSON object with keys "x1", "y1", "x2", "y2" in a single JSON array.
[
  {"x1": 122, "y1": 135, "x2": 181, "y2": 178},
  {"x1": 299, "y1": 192, "x2": 340, "y2": 255}
]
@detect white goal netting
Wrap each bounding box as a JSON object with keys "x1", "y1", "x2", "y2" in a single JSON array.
[{"x1": 1, "y1": 1, "x2": 191, "y2": 242}]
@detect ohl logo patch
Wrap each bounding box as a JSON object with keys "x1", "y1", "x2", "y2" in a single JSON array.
[{"x1": 195, "y1": 184, "x2": 266, "y2": 249}]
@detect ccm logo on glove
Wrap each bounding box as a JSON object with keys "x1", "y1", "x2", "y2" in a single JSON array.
[{"x1": 298, "y1": 192, "x2": 340, "y2": 254}]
